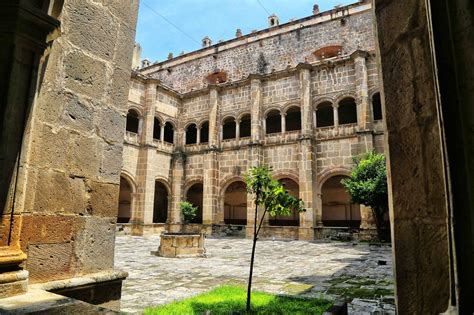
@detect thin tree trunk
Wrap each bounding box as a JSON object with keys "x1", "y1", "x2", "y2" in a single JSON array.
[{"x1": 246, "y1": 201, "x2": 259, "y2": 312}]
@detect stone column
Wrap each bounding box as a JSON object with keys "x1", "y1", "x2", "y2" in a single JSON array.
[
  {"x1": 134, "y1": 79, "x2": 160, "y2": 234},
  {"x1": 281, "y1": 114, "x2": 286, "y2": 133},
  {"x1": 246, "y1": 75, "x2": 265, "y2": 238},
  {"x1": 160, "y1": 124, "x2": 165, "y2": 143},
  {"x1": 333, "y1": 105, "x2": 339, "y2": 126},
  {"x1": 203, "y1": 85, "x2": 220, "y2": 225},
  {"x1": 297, "y1": 64, "x2": 316, "y2": 240},
  {"x1": 197, "y1": 127, "x2": 201, "y2": 144},
  {"x1": 353, "y1": 51, "x2": 372, "y2": 130},
  {"x1": 236, "y1": 120, "x2": 240, "y2": 140},
  {"x1": 169, "y1": 152, "x2": 185, "y2": 231}
]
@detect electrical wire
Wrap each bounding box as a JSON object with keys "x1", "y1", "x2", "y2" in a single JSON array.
[{"x1": 256, "y1": 0, "x2": 271, "y2": 16}]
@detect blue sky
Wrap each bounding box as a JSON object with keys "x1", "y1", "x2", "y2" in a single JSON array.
[{"x1": 136, "y1": 0, "x2": 356, "y2": 62}]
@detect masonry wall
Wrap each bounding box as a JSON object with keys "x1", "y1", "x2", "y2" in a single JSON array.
[{"x1": 17, "y1": 0, "x2": 139, "y2": 284}]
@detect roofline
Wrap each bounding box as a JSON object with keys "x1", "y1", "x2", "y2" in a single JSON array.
[{"x1": 139, "y1": 0, "x2": 371, "y2": 74}]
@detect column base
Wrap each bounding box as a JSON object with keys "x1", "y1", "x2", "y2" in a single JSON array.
[
  {"x1": 298, "y1": 227, "x2": 314, "y2": 241},
  {"x1": 0, "y1": 270, "x2": 28, "y2": 298}
]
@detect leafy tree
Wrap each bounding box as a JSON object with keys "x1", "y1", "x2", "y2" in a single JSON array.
[
  {"x1": 341, "y1": 152, "x2": 389, "y2": 241},
  {"x1": 244, "y1": 166, "x2": 305, "y2": 312},
  {"x1": 180, "y1": 201, "x2": 197, "y2": 224}
]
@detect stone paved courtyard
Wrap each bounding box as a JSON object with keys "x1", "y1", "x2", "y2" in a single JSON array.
[{"x1": 115, "y1": 236, "x2": 395, "y2": 314}]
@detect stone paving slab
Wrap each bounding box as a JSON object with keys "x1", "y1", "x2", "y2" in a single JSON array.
[{"x1": 114, "y1": 236, "x2": 394, "y2": 314}]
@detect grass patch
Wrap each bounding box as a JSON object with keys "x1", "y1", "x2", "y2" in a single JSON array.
[{"x1": 145, "y1": 285, "x2": 332, "y2": 315}]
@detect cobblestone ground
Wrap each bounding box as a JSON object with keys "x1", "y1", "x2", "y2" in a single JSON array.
[{"x1": 115, "y1": 236, "x2": 395, "y2": 314}]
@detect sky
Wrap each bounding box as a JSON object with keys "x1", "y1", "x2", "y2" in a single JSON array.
[{"x1": 135, "y1": 0, "x2": 356, "y2": 62}]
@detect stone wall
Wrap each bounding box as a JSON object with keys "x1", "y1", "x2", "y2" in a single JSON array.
[{"x1": 17, "y1": 0, "x2": 139, "y2": 286}]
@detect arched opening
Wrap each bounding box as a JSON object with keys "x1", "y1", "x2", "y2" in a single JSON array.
[
  {"x1": 186, "y1": 124, "x2": 197, "y2": 145},
  {"x1": 338, "y1": 98, "x2": 357, "y2": 125},
  {"x1": 321, "y1": 175, "x2": 361, "y2": 227},
  {"x1": 222, "y1": 117, "x2": 236, "y2": 140},
  {"x1": 205, "y1": 71, "x2": 228, "y2": 84},
  {"x1": 224, "y1": 181, "x2": 247, "y2": 225},
  {"x1": 316, "y1": 101, "x2": 334, "y2": 127},
  {"x1": 372, "y1": 92, "x2": 382, "y2": 121},
  {"x1": 164, "y1": 122, "x2": 174, "y2": 144},
  {"x1": 153, "y1": 117, "x2": 161, "y2": 140},
  {"x1": 186, "y1": 183, "x2": 203, "y2": 224},
  {"x1": 265, "y1": 110, "x2": 281, "y2": 134},
  {"x1": 285, "y1": 106, "x2": 302, "y2": 131},
  {"x1": 239, "y1": 114, "x2": 251, "y2": 138},
  {"x1": 118, "y1": 176, "x2": 133, "y2": 223},
  {"x1": 153, "y1": 181, "x2": 168, "y2": 223},
  {"x1": 126, "y1": 109, "x2": 140, "y2": 133},
  {"x1": 200, "y1": 121, "x2": 209, "y2": 143},
  {"x1": 269, "y1": 178, "x2": 300, "y2": 226}
]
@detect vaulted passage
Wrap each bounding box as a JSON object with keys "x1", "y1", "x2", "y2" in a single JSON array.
[
  {"x1": 118, "y1": 177, "x2": 133, "y2": 223},
  {"x1": 200, "y1": 121, "x2": 209, "y2": 143},
  {"x1": 240, "y1": 114, "x2": 251, "y2": 138},
  {"x1": 269, "y1": 178, "x2": 300, "y2": 226},
  {"x1": 338, "y1": 98, "x2": 358, "y2": 125},
  {"x1": 316, "y1": 101, "x2": 334, "y2": 127},
  {"x1": 164, "y1": 122, "x2": 174, "y2": 144},
  {"x1": 186, "y1": 124, "x2": 197, "y2": 144},
  {"x1": 224, "y1": 181, "x2": 247, "y2": 225},
  {"x1": 266, "y1": 110, "x2": 281, "y2": 134},
  {"x1": 153, "y1": 117, "x2": 161, "y2": 140},
  {"x1": 126, "y1": 109, "x2": 140, "y2": 133},
  {"x1": 186, "y1": 183, "x2": 203, "y2": 223},
  {"x1": 222, "y1": 117, "x2": 236, "y2": 140},
  {"x1": 372, "y1": 92, "x2": 382, "y2": 121},
  {"x1": 321, "y1": 175, "x2": 360, "y2": 227},
  {"x1": 285, "y1": 106, "x2": 301, "y2": 131},
  {"x1": 153, "y1": 181, "x2": 168, "y2": 223}
]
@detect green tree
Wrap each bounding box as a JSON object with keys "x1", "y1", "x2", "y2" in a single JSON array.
[
  {"x1": 244, "y1": 166, "x2": 305, "y2": 312},
  {"x1": 179, "y1": 201, "x2": 197, "y2": 224},
  {"x1": 341, "y1": 152, "x2": 389, "y2": 241}
]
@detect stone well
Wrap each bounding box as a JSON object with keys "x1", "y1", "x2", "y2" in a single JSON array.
[{"x1": 153, "y1": 233, "x2": 206, "y2": 258}]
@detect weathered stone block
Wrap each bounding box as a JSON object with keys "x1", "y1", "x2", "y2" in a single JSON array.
[
  {"x1": 85, "y1": 180, "x2": 119, "y2": 218},
  {"x1": 64, "y1": 51, "x2": 107, "y2": 99},
  {"x1": 27, "y1": 243, "x2": 75, "y2": 283},
  {"x1": 74, "y1": 217, "x2": 116, "y2": 273},
  {"x1": 66, "y1": 133, "x2": 100, "y2": 179}
]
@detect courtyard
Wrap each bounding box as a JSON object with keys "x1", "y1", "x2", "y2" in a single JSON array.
[{"x1": 115, "y1": 236, "x2": 394, "y2": 314}]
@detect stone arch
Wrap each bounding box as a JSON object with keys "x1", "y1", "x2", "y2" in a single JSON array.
[
  {"x1": 118, "y1": 172, "x2": 137, "y2": 223},
  {"x1": 154, "y1": 178, "x2": 171, "y2": 223},
  {"x1": 200, "y1": 121, "x2": 209, "y2": 143},
  {"x1": 273, "y1": 171, "x2": 299, "y2": 184},
  {"x1": 185, "y1": 123, "x2": 198, "y2": 145},
  {"x1": 320, "y1": 174, "x2": 361, "y2": 228},
  {"x1": 284, "y1": 105, "x2": 302, "y2": 131},
  {"x1": 269, "y1": 177, "x2": 300, "y2": 226},
  {"x1": 238, "y1": 113, "x2": 251, "y2": 138},
  {"x1": 315, "y1": 100, "x2": 334, "y2": 127},
  {"x1": 126, "y1": 108, "x2": 141, "y2": 134},
  {"x1": 153, "y1": 116, "x2": 162, "y2": 140},
  {"x1": 185, "y1": 182, "x2": 203, "y2": 223},
  {"x1": 337, "y1": 97, "x2": 358, "y2": 125},
  {"x1": 265, "y1": 108, "x2": 282, "y2": 134},
  {"x1": 371, "y1": 92, "x2": 383, "y2": 121},
  {"x1": 334, "y1": 92, "x2": 357, "y2": 105},
  {"x1": 221, "y1": 178, "x2": 247, "y2": 225},
  {"x1": 317, "y1": 167, "x2": 352, "y2": 191},
  {"x1": 222, "y1": 116, "x2": 236, "y2": 140},
  {"x1": 163, "y1": 121, "x2": 175, "y2": 144}
]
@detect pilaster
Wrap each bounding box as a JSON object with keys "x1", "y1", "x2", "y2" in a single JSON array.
[{"x1": 169, "y1": 152, "x2": 185, "y2": 226}]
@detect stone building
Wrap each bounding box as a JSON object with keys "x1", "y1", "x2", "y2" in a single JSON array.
[{"x1": 120, "y1": 0, "x2": 384, "y2": 240}]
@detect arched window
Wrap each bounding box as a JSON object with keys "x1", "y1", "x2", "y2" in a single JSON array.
[
  {"x1": 186, "y1": 183, "x2": 203, "y2": 224},
  {"x1": 285, "y1": 106, "x2": 301, "y2": 131},
  {"x1": 126, "y1": 109, "x2": 140, "y2": 133},
  {"x1": 118, "y1": 176, "x2": 133, "y2": 223},
  {"x1": 153, "y1": 117, "x2": 161, "y2": 140},
  {"x1": 269, "y1": 178, "x2": 299, "y2": 226},
  {"x1": 372, "y1": 92, "x2": 383, "y2": 121},
  {"x1": 200, "y1": 121, "x2": 209, "y2": 144},
  {"x1": 153, "y1": 181, "x2": 168, "y2": 223},
  {"x1": 316, "y1": 101, "x2": 334, "y2": 127},
  {"x1": 265, "y1": 110, "x2": 281, "y2": 134},
  {"x1": 240, "y1": 114, "x2": 251, "y2": 138},
  {"x1": 338, "y1": 97, "x2": 357, "y2": 125},
  {"x1": 321, "y1": 175, "x2": 361, "y2": 227},
  {"x1": 222, "y1": 117, "x2": 236, "y2": 140},
  {"x1": 164, "y1": 122, "x2": 174, "y2": 144},
  {"x1": 186, "y1": 124, "x2": 197, "y2": 145},
  {"x1": 224, "y1": 181, "x2": 247, "y2": 225}
]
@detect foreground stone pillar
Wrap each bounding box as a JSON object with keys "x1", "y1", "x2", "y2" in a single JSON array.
[
  {"x1": 298, "y1": 64, "x2": 316, "y2": 240},
  {"x1": 374, "y1": 0, "x2": 452, "y2": 313},
  {"x1": 169, "y1": 152, "x2": 185, "y2": 231}
]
